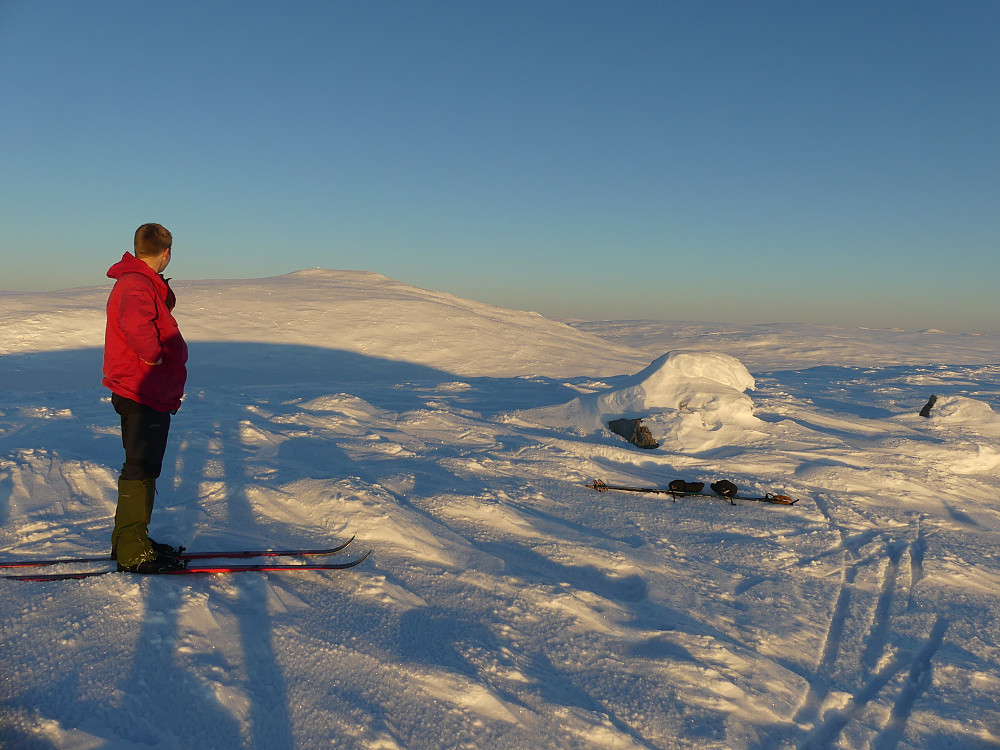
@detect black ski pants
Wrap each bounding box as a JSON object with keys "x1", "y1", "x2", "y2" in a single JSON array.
[{"x1": 112, "y1": 393, "x2": 172, "y2": 480}]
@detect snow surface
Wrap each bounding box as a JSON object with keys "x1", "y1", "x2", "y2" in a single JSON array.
[{"x1": 2, "y1": 269, "x2": 999, "y2": 749}]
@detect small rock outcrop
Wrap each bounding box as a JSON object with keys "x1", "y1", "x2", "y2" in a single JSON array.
[{"x1": 608, "y1": 418, "x2": 659, "y2": 450}]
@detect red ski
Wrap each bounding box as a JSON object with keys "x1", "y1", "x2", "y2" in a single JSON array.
[
  {"x1": 0, "y1": 536, "x2": 355, "y2": 569},
  {"x1": 3, "y1": 549, "x2": 372, "y2": 582}
]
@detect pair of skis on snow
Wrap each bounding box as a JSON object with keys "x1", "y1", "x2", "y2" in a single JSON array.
[
  {"x1": 1, "y1": 536, "x2": 370, "y2": 582},
  {"x1": 587, "y1": 479, "x2": 799, "y2": 505}
]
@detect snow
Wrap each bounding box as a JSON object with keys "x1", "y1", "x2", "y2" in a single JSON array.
[{"x1": 2, "y1": 270, "x2": 999, "y2": 749}]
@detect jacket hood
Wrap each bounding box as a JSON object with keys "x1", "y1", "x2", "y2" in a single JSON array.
[{"x1": 107, "y1": 252, "x2": 158, "y2": 281}]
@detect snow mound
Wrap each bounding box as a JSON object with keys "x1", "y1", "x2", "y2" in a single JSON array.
[
  {"x1": 928, "y1": 395, "x2": 1000, "y2": 436},
  {"x1": 932, "y1": 395, "x2": 998, "y2": 422},
  {"x1": 517, "y1": 351, "x2": 757, "y2": 436}
]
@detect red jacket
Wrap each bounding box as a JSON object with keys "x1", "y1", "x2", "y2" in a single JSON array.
[{"x1": 102, "y1": 253, "x2": 188, "y2": 412}]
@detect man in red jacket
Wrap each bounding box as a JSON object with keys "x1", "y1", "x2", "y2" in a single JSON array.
[{"x1": 103, "y1": 223, "x2": 188, "y2": 573}]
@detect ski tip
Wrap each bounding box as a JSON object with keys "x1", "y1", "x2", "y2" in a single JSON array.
[
  {"x1": 351, "y1": 549, "x2": 373, "y2": 567},
  {"x1": 339, "y1": 548, "x2": 373, "y2": 568}
]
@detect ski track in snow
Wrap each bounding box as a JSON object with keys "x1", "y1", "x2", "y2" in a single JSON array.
[{"x1": 1, "y1": 272, "x2": 999, "y2": 749}]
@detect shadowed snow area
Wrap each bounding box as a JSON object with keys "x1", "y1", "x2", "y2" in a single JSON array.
[{"x1": 1, "y1": 270, "x2": 999, "y2": 749}]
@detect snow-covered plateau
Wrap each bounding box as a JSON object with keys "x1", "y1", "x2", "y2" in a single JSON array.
[{"x1": 1, "y1": 270, "x2": 999, "y2": 749}]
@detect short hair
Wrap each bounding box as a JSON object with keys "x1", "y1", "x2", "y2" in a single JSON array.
[{"x1": 134, "y1": 223, "x2": 172, "y2": 258}]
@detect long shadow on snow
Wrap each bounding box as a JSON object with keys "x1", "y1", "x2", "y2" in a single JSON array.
[
  {"x1": 95, "y1": 410, "x2": 297, "y2": 749},
  {"x1": 0, "y1": 343, "x2": 590, "y2": 415},
  {"x1": 184, "y1": 342, "x2": 597, "y2": 418},
  {"x1": 159, "y1": 410, "x2": 299, "y2": 748}
]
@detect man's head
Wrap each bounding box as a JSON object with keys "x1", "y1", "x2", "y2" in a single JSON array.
[{"x1": 134, "y1": 223, "x2": 172, "y2": 272}]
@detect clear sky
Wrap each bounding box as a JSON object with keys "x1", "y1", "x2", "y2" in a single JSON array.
[{"x1": 2, "y1": 1, "x2": 998, "y2": 333}]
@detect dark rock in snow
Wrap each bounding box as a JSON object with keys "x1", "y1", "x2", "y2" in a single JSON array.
[
  {"x1": 608, "y1": 418, "x2": 659, "y2": 450},
  {"x1": 919, "y1": 394, "x2": 938, "y2": 418}
]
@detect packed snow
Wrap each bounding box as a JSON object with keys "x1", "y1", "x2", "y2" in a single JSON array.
[{"x1": 1, "y1": 270, "x2": 999, "y2": 749}]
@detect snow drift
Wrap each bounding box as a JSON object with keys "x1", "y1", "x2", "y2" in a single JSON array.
[
  {"x1": 927, "y1": 395, "x2": 1000, "y2": 434},
  {"x1": 516, "y1": 351, "x2": 759, "y2": 442}
]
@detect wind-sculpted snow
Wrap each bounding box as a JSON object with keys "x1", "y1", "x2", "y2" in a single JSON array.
[
  {"x1": 929, "y1": 395, "x2": 1000, "y2": 435},
  {"x1": 1, "y1": 272, "x2": 999, "y2": 749},
  {"x1": 515, "y1": 351, "x2": 759, "y2": 440}
]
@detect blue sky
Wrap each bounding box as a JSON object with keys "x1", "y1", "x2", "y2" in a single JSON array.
[{"x1": 2, "y1": 1, "x2": 998, "y2": 333}]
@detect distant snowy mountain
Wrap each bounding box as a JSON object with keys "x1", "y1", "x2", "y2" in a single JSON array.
[{"x1": 1, "y1": 270, "x2": 647, "y2": 391}]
